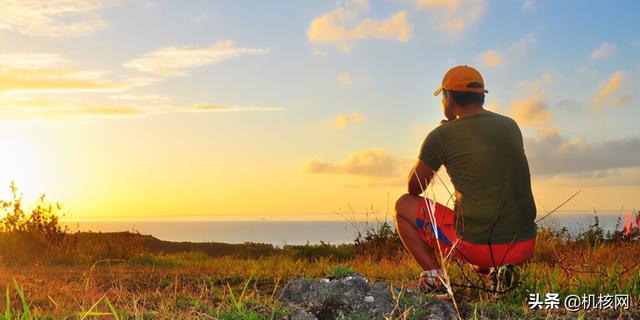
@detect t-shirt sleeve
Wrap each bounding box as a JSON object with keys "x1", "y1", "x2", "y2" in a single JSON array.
[
  {"x1": 511, "y1": 118, "x2": 525, "y2": 149},
  {"x1": 419, "y1": 129, "x2": 443, "y2": 171}
]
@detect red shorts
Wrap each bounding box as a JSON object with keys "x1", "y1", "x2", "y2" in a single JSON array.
[{"x1": 416, "y1": 198, "x2": 535, "y2": 270}]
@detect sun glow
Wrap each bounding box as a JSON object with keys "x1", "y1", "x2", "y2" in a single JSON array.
[{"x1": 0, "y1": 134, "x2": 40, "y2": 202}]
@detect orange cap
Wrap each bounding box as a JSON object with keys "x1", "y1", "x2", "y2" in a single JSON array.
[{"x1": 433, "y1": 65, "x2": 489, "y2": 96}]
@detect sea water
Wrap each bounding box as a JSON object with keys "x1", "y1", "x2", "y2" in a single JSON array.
[{"x1": 64, "y1": 211, "x2": 632, "y2": 246}]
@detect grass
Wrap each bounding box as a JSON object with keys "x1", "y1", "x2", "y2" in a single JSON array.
[
  {"x1": 3, "y1": 232, "x2": 637, "y2": 319},
  {"x1": 0, "y1": 183, "x2": 638, "y2": 319}
]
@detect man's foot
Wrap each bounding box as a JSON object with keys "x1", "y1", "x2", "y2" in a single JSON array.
[
  {"x1": 417, "y1": 270, "x2": 453, "y2": 301},
  {"x1": 489, "y1": 264, "x2": 521, "y2": 291}
]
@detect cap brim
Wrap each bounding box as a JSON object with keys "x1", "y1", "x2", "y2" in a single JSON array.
[{"x1": 433, "y1": 86, "x2": 444, "y2": 96}]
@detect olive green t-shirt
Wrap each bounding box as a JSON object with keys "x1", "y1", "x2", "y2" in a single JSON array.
[{"x1": 419, "y1": 110, "x2": 537, "y2": 244}]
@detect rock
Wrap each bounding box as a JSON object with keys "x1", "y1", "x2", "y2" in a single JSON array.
[{"x1": 276, "y1": 273, "x2": 458, "y2": 320}]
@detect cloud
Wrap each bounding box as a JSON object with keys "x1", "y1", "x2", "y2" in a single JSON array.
[
  {"x1": 510, "y1": 92, "x2": 552, "y2": 129},
  {"x1": 485, "y1": 98, "x2": 500, "y2": 112},
  {"x1": 478, "y1": 35, "x2": 536, "y2": 68},
  {"x1": 506, "y1": 34, "x2": 536, "y2": 58},
  {"x1": 522, "y1": 0, "x2": 535, "y2": 11},
  {"x1": 329, "y1": 112, "x2": 364, "y2": 131},
  {"x1": 524, "y1": 131, "x2": 640, "y2": 176},
  {"x1": 479, "y1": 50, "x2": 503, "y2": 67},
  {"x1": 109, "y1": 94, "x2": 171, "y2": 101},
  {"x1": 337, "y1": 43, "x2": 352, "y2": 53},
  {"x1": 555, "y1": 99, "x2": 580, "y2": 111},
  {"x1": 0, "y1": 97, "x2": 144, "y2": 119},
  {"x1": 0, "y1": 0, "x2": 112, "y2": 37},
  {"x1": 516, "y1": 72, "x2": 553, "y2": 91},
  {"x1": 416, "y1": 0, "x2": 486, "y2": 37},
  {"x1": 0, "y1": 53, "x2": 68, "y2": 68},
  {"x1": 534, "y1": 168, "x2": 640, "y2": 188},
  {"x1": 506, "y1": 73, "x2": 640, "y2": 178},
  {"x1": 183, "y1": 104, "x2": 285, "y2": 112},
  {"x1": 124, "y1": 40, "x2": 269, "y2": 77},
  {"x1": 0, "y1": 96, "x2": 285, "y2": 120},
  {"x1": 594, "y1": 71, "x2": 624, "y2": 102},
  {"x1": 0, "y1": 53, "x2": 156, "y2": 94},
  {"x1": 0, "y1": 66, "x2": 128, "y2": 94},
  {"x1": 510, "y1": 74, "x2": 556, "y2": 137},
  {"x1": 313, "y1": 49, "x2": 328, "y2": 56},
  {"x1": 348, "y1": 0, "x2": 369, "y2": 9},
  {"x1": 306, "y1": 8, "x2": 411, "y2": 48},
  {"x1": 303, "y1": 148, "x2": 399, "y2": 177},
  {"x1": 590, "y1": 43, "x2": 616, "y2": 61},
  {"x1": 593, "y1": 71, "x2": 629, "y2": 111},
  {"x1": 338, "y1": 72, "x2": 353, "y2": 85}
]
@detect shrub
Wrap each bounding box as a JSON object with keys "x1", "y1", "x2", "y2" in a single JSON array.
[
  {"x1": 0, "y1": 182, "x2": 71, "y2": 265},
  {"x1": 354, "y1": 221, "x2": 404, "y2": 260},
  {"x1": 284, "y1": 241, "x2": 355, "y2": 261}
]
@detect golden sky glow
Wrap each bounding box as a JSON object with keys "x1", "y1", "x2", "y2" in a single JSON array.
[{"x1": 0, "y1": 0, "x2": 638, "y2": 221}]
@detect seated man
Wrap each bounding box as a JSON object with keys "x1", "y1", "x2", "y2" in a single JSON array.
[{"x1": 394, "y1": 65, "x2": 537, "y2": 300}]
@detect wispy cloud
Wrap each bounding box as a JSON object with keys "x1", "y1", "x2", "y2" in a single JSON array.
[
  {"x1": 594, "y1": 71, "x2": 624, "y2": 102},
  {"x1": 0, "y1": 68, "x2": 123, "y2": 94},
  {"x1": 510, "y1": 92, "x2": 551, "y2": 129},
  {"x1": 307, "y1": 8, "x2": 411, "y2": 49},
  {"x1": 337, "y1": 72, "x2": 353, "y2": 85},
  {"x1": 522, "y1": 0, "x2": 535, "y2": 11},
  {"x1": 329, "y1": 112, "x2": 364, "y2": 131},
  {"x1": 124, "y1": 40, "x2": 269, "y2": 77},
  {"x1": 485, "y1": 98, "x2": 501, "y2": 112},
  {"x1": 0, "y1": 96, "x2": 285, "y2": 121},
  {"x1": 479, "y1": 50, "x2": 503, "y2": 67},
  {"x1": 0, "y1": 97, "x2": 144, "y2": 120},
  {"x1": 416, "y1": 0, "x2": 487, "y2": 37},
  {"x1": 478, "y1": 35, "x2": 536, "y2": 68},
  {"x1": 348, "y1": 0, "x2": 369, "y2": 9},
  {"x1": 303, "y1": 148, "x2": 399, "y2": 177},
  {"x1": 506, "y1": 34, "x2": 537, "y2": 58},
  {"x1": 0, "y1": 53, "x2": 151, "y2": 94},
  {"x1": 510, "y1": 73, "x2": 555, "y2": 136},
  {"x1": 109, "y1": 94, "x2": 171, "y2": 101},
  {"x1": 0, "y1": 0, "x2": 112, "y2": 37},
  {"x1": 0, "y1": 53, "x2": 68, "y2": 68},
  {"x1": 590, "y1": 42, "x2": 616, "y2": 61},
  {"x1": 184, "y1": 104, "x2": 285, "y2": 113},
  {"x1": 593, "y1": 71, "x2": 630, "y2": 111},
  {"x1": 312, "y1": 49, "x2": 328, "y2": 56}
]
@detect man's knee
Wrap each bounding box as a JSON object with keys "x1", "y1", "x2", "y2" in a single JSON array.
[{"x1": 395, "y1": 193, "x2": 416, "y2": 220}]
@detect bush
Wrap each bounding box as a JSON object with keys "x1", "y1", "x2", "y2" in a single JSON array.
[
  {"x1": 284, "y1": 241, "x2": 355, "y2": 261},
  {"x1": 0, "y1": 182, "x2": 71, "y2": 265},
  {"x1": 354, "y1": 221, "x2": 404, "y2": 260}
]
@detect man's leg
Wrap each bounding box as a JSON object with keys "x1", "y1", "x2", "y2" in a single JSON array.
[{"x1": 394, "y1": 193, "x2": 440, "y2": 270}]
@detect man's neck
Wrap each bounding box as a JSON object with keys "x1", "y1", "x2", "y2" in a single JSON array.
[{"x1": 455, "y1": 105, "x2": 484, "y2": 118}]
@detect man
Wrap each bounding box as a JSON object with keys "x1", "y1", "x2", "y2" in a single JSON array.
[{"x1": 394, "y1": 65, "x2": 537, "y2": 300}]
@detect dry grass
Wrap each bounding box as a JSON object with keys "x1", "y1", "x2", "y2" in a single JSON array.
[{"x1": 0, "y1": 183, "x2": 638, "y2": 319}]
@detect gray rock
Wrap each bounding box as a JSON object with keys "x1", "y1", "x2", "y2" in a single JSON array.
[{"x1": 276, "y1": 273, "x2": 458, "y2": 320}]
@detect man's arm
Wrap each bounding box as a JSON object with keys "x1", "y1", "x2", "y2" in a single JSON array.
[{"x1": 407, "y1": 159, "x2": 435, "y2": 196}]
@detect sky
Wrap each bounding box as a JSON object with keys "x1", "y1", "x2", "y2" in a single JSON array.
[{"x1": 0, "y1": 0, "x2": 638, "y2": 221}]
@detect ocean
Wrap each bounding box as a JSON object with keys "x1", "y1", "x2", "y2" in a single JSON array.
[{"x1": 64, "y1": 211, "x2": 634, "y2": 247}]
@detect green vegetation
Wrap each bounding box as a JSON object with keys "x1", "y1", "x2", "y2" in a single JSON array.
[{"x1": 0, "y1": 183, "x2": 638, "y2": 319}]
